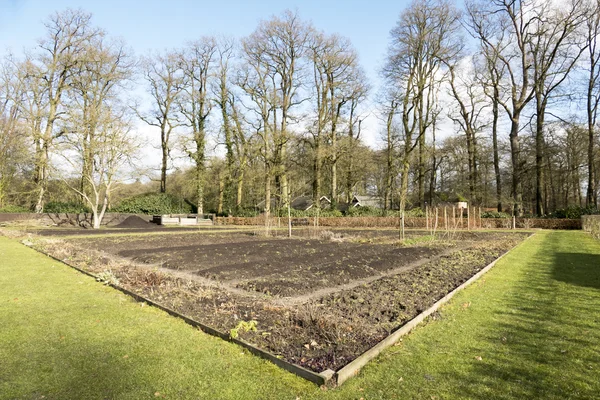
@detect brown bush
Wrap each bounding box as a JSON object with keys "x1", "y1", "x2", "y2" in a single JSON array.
[{"x1": 215, "y1": 215, "x2": 581, "y2": 230}]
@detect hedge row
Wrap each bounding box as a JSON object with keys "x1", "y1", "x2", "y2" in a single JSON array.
[
  {"x1": 214, "y1": 216, "x2": 581, "y2": 230},
  {"x1": 0, "y1": 213, "x2": 150, "y2": 227},
  {"x1": 582, "y1": 215, "x2": 600, "y2": 239}
]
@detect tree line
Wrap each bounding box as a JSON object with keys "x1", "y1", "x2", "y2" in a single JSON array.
[{"x1": 1, "y1": 0, "x2": 600, "y2": 227}]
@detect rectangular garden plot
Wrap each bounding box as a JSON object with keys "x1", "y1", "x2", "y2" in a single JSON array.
[{"x1": 34, "y1": 229, "x2": 528, "y2": 384}]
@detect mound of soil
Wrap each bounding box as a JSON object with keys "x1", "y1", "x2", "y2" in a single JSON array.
[{"x1": 115, "y1": 216, "x2": 154, "y2": 229}]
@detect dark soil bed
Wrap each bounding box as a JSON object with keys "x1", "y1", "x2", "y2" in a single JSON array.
[{"x1": 30, "y1": 228, "x2": 528, "y2": 374}]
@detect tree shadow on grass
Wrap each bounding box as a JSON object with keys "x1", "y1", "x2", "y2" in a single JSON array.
[
  {"x1": 552, "y1": 252, "x2": 600, "y2": 290},
  {"x1": 435, "y1": 235, "x2": 600, "y2": 400},
  {"x1": 1, "y1": 339, "x2": 142, "y2": 399}
]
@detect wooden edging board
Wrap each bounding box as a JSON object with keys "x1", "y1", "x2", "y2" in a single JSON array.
[
  {"x1": 26, "y1": 244, "x2": 329, "y2": 386},
  {"x1": 22, "y1": 232, "x2": 533, "y2": 387},
  {"x1": 334, "y1": 233, "x2": 535, "y2": 385}
]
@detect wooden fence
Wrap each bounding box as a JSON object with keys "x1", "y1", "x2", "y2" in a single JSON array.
[{"x1": 215, "y1": 212, "x2": 581, "y2": 230}]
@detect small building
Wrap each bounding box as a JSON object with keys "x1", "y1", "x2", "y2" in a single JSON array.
[
  {"x1": 351, "y1": 195, "x2": 384, "y2": 209},
  {"x1": 456, "y1": 201, "x2": 468, "y2": 209},
  {"x1": 291, "y1": 195, "x2": 331, "y2": 211},
  {"x1": 255, "y1": 197, "x2": 279, "y2": 211}
]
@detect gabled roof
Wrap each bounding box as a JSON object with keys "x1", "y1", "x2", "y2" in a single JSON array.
[
  {"x1": 352, "y1": 195, "x2": 384, "y2": 209},
  {"x1": 255, "y1": 197, "x2": 278, "y2": 210},
  {"x1": 291, "y1": 195, "x2": 331, "y2": 211}
]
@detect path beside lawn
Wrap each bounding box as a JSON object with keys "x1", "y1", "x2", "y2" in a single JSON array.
[{"x1": 1, "y1": 230, "x2": 599, "y2": 399}]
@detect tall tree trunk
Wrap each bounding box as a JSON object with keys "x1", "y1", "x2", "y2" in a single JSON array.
[
  {"x1": 588, "y1": 76, "x2": 597, "y2": 207},
  {"x1": 535, "y1": 93, "x2": 546, "y2": 216},
  {"x1": 34, "y1": 141, "x2": 50, "y2": 213},
  {"x1": 218, "y1": 173, "x2": 224, "y2": 215},
  {"x1": 194, "y1": 161, "x2": 206, "y2": 213},
  {"x1": 429, "y1": 119, "x2": 437, "y2": 206},
  {"x1": 160, "y1": 141, "x2": 168, "y2": 193},
  {"x1": 236, "y1": 168, "x2": 245, "y2": 211},
  {"x1": 418, "y1": 124, "x2": 425, "y2": 208},
  {"x1": 264, "y1": 170, "x2": 271, "y2": 231},
  {"x1": 509, "y1": 115, "x2": 523, "y2": 216},
  {"x1": 466, "y1": 128, "x2": 475, "y2": 202},
  {"x1": 384, "y1": 101, "x2": 397, "y2": 210},
  {"x1": 492, "y1": 92, "x2": 502, "y2": 212},
  {"x1": 313, "y1": 140, "x2": 322, "y2": 210}
]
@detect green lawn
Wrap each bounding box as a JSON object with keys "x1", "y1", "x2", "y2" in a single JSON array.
[{"x1": 1, "y1": 231, "x2": 599, "y2": 399}]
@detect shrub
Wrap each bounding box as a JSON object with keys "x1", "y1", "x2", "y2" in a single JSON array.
[
  {"x1": 273, "y1": 207, "x2": 343, "y2": 218},
  {"x1": 404, "y1": 207, "x2": 425, "y2": 217},
  {"x1": 481, "y1": 211, "x2": 511, "y2": 219},
  {"x1": 112, "y1": 192, "x2": 193, "y2": 215},
  {"x1": 232, "y1": 208, "x2": 260, "y2": 217},
  {"x1": 0, "y1": 205, "x2": 30, "y2": 213},
  {"x1": 44, "y1": 201, "x2": 90, "y2": 213},
  {"x1": 547, "y1": 206, "x2": 600, "y2": 219},
  {"x1": 345, "y1": 206, "x2": 385, "y2": 217}
]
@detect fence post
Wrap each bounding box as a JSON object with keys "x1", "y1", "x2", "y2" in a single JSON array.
[
  {"x1": 444, "y1": 207, "x2": 448, "y2": 231},
  {"x1": 453, "y1": 206, "x2": 456, "y2": 228},
  {"x1": 467, "y1": 206, "x2": 470, "y2": 231}
]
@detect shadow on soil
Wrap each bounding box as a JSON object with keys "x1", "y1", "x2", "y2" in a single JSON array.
[{"x1": 440, "y1": 233, "x2": 600, "y2": 399}]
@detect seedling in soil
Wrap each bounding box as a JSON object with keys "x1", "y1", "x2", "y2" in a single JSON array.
[
  {"x1": 230, "y1": 320, "x2": 258, "y2": 339},
  {"x1": 96, "y1": 270, "x2": 119, "y2": 286}
]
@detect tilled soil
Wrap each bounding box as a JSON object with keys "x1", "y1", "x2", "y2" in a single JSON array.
[
  {"x1": 31, "y1": 229, "x2": 528, "y2": 374},
  {"x1": 74, "y1": 234, "x2": 450, "y2": 297}
]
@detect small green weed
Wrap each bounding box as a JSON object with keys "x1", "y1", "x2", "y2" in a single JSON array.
[
  {"x1": 230, "y1": 320, "x2": 258, "y2": 339},
  {"x1": 96, "y1": 270, "x2": 119, "y2": 286}
]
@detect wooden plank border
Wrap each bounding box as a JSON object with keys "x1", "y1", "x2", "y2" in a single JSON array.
[
  {"x1": 25, "y1": 244, "x2": 330, "y2": 386},
  {"x1": 21, "y1": 232, "x2": 533, "y2": 387},
  {"x1": 334, "y1": 233, "x2": 535, "y2": 385}
]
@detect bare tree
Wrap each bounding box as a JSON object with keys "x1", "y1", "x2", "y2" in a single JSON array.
[
  {"x1": 467, "y1": 0, "x2": 539, "y2": 216},
  {"x1": 446, "y1": 57, "x2": 489, "y2": 203},
  {"x1": 528, "y1": 0, "x2": 587, "y2": 215},
  {"x1": 20, "y1": 9, "x2": 101, "y2": 212},
  {"x1": 67, "y1": 35, "x2": 134, "y2": 204},
  {"x1": 326, "y1": 36, "x2": 367, "y2": 209},
  {"x1": 178, "y1": 37, "x2": 218, "y2": 214},
  {"x1": 477, "y1": 34, "x2": 507, "y2": 212},
  {"x1": 213, "y1": 37, "x2": 237, "y2": 213},
  {"x1": 584, "y1": 0, "x2": 600, "y2": 208},
  {"x1": 379, "y1": 91, "x2": 400, "y2": 209},
  {"x1": 0, "y1": 58, "x2": 28, "y2": 207},
  {"x1": 61, "y1": 108, "x2": 138, "y2": 228},
  {"x1": 383, "y1": 0, "x2": 462, "y2": 212},
  {"x1": 239, "y1": 31, "x2": 277, "y2": 226},
  {"x1": 242, "y1": 10, "x2": 310, "y2": 212},
  {"x1": 138, "y1": 51, "x2": 183, "y2": 193}
]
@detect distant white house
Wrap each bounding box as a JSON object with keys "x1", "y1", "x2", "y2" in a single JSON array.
[
  {"x1": 291, "y1": 195, "x2": 332, "y2": 211},
  {"x1": 255, "y1": 197, "x2": 279, "y2": 211},
  {"x1": 255, "y1": 196, "x2": 332, "y2": 212},
  {"x1": 351, "y1": 195, "x2": 384, "y2": 209}
]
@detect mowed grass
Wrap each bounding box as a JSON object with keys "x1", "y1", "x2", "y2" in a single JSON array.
[{"x1": 1, "y1": 230, "x2": 600, "y2": 399}]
